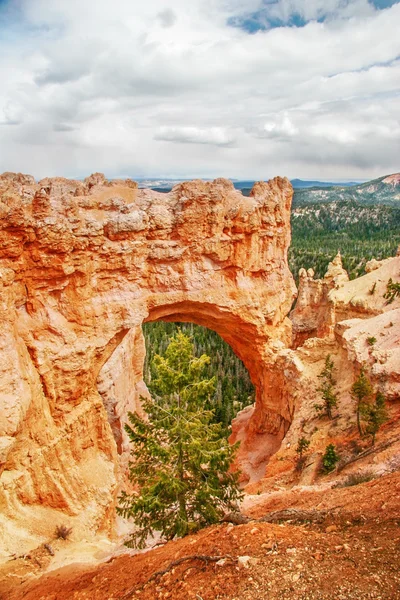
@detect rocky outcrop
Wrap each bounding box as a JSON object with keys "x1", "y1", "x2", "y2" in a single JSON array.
[
  {"x1": 335, "y1": 309, "x2": 400, "y2": 401},
  {"x1": 290, "y1": 252, "x2": 348, "y2": 346},
  {"x1": 0, "y1": 172, "x2": 296, "y2": 555},
  {"x1": 257, "y1": 255, "x2": 400, "y2": 489},
  {"x1": 290, "y1": 251, "x2": 400, "y2": 346}
]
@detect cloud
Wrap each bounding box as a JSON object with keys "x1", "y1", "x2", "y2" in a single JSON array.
[
  {"x1": 256, "y1": 112, "x2": 299, "y2": 139},
  {"x1": 154, "y1": 126, "x2": 236, "y2": 146},
  {"x1": 157, "y1": 8, "x2": 177, "y2": 27},
  {"x1": 0, "y1": 0, "x2": 399, "y2": 179},
  {"x1": 53, "y1": 123, "x2": 76, "y2": 132},
  {"x1": 0, "y1": 102, "x2": 22, "y2": 126}
]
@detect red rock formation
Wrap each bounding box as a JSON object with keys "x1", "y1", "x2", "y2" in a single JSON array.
[
  {"x1": 259, "y1": 254, "x2": 400, "y2": 488},
  {"x1": 290, "y1": 251, "x2": 400, "y2": 346},
  {"x1": 0, "y1": 172, "x2": 296, "y2": 554}
]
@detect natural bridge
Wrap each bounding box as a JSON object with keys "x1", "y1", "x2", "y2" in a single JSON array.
[{"x1": 0, "y1": 172, "x2": 298, "y2": 552}]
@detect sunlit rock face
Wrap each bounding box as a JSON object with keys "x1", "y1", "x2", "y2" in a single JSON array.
[
  {"x1": 291, "y1": 250, "x2": 400, "y2": 347},
  {"x1": 0, "y1": 172, "x2": 296, "y2": 554}
]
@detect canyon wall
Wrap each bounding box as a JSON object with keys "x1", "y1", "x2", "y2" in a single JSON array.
[{"x1": 0, "y1": 172, "x2": 296, "y2": 555}]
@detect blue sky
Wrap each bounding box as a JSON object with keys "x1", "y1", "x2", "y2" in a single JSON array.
[
  {"x1": 0, "y1": 0, "x2": 399, "y2": 180},
  {"x1": 229, "y1": 0, "x2": 400, "y2": 32}
]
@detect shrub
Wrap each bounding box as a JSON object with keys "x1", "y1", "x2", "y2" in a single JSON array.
[
  {"x1": 366, "y1": 336, "x2": 377, "y2": 346},
  {"x1": 296, "y1": 436, "x2": 310, "y2": 459},
  {"x1": 295, "y1": 437, "x2": 310, "y2": 471},
  {"x1": 351, "y1": 366, "x2": 373, "y2": 436},
  {"x1": 383, "y1": 278, "x2": 400, "y2": 304},
  {"x1": 55, "y1": 525, "x2": 73, "y2": 540},
  {"x1": 361, "y1": 391, "x2": 388, "y2": 446},
  {"x1": 337, "y1": 471, "x2": 375, "y2": 488}
]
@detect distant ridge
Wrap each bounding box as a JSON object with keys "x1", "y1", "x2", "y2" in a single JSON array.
[
  {"x1": 140, "y1": 173, "x2": 400, "y2": 206},
  {"x1": 137, "y1": 177, "x2": 361, "y2": 191},
  {"x1": 290, "y1": 178, "x2": 361, "y2": 189},
  {"x1": 292, "y1": 173, "x2": 400, "y2": 207}
]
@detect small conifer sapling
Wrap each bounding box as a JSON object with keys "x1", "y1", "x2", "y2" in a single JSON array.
[
  {"x1": 383, "y1": 278, "x2": 400, "y2": 304},
  {"x1": 351, "y1": 366, "x2": 373, "y2": 436},
  {"x1": 295, "y1": 437, "x2": 310, "y2": 471},
  {"x1": 322, "y1": 444, "x2": 339, "y2": 473},
  {"x1": 360, "y1": 391, "x2": 388, "y2": 446},
  {"x1": 314, "y1": 354, "x2": 338, "y2": 419}
]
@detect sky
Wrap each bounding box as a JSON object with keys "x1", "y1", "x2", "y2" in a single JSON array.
[{"x1": 0, "y1": 0, "x2": 399, "y2": 181}]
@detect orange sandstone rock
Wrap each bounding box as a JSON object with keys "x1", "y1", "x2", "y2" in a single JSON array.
[{"x1": 0, "y1": 172, "x2": 296, "y2": 555}]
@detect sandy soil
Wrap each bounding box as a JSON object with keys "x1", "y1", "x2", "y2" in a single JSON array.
[{"x1": 1, "y1": 471, "x2": 399, "y2": 600}]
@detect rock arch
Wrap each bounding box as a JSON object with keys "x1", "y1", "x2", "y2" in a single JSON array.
[{"x1": 0, "y1": 172, "x2": 296, "y2": 552}]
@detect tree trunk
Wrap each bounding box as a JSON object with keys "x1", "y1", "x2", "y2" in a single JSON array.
[
  {"x1": 357, "y1": 403, "x2": 363, "y2": 436},
  {"x1": 176, "y1": 406, "x2": 188, "y2": 536}
]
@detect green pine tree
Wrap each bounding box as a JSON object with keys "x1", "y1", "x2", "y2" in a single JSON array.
[
  {"x1": 295, "y1": 436, "x2": 310, "y2": 471},
  {"x1": 383, "y1": 278, "x2": 400, "y2": 304},
  {"x1": 360, "y1": 391, "x2": 388, "y2": 446},
  {"x1": 142, "y1": 321, "x2": 255, "y2": 429},
  {"x1": 321, "y1": 444, "x2": 340, "y2": 473},
  {"x1": 315, "y1": 354, "x2": 339, "y2": 419},
  {"x1": 117, "y1": 330, "x2": 242, "y2": 548},
  {"x1": 296, "y1": 436, "x2": 310, "y2": 460},
  {"x1": 351, "y1": 366, "x2": 373, "y2": 436}
]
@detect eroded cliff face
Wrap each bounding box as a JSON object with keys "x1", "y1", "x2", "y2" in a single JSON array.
[
  {"x1": 0, "y1": 172, "x2": 296, "y2": 555},
  {"x1": 252, "y1": 253, "x2": 400, "y2": 491},
  {"x1": 291, "y1": 250, "x2": 400, "y2": 345}
]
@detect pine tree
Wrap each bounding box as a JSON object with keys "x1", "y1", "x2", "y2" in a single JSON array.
[
  {"x1": 314, "y1": 354, "x2": 338, "y2": 419},
  {"x1": 117, "y1": 330, "x2": 242, "y2": 548},
  {"x1": 295, "y1": 436, "x2": 310, "y2": 471},
  {"x1": 383, "y1": 278, "x2": 400, "y2": 304},
  {"x1": 296, "y1": 436, "x2": 310, "y2": 460},
  {"x1": 321, "y1": 444, "x2": 339, "y2": 473},
  {"x1": 360, "y1": 391, "x2": 388, "y2": 446},
  {"x1": 142, "y1": 321, "x2": 255, "y2": 429},
  {"x1": 351, "y1": 366, "x2": 373, "y2": 436}
]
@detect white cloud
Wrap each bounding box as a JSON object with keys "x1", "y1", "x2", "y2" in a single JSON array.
[
  {"x1": 155, "y1": 126, "x2": 236, "y2": 145},
  {"x1": 157, "y1": 8, "x2": 177, "y2": 28},
  {"x1": 0, "y1": 0, "x2": 399, "y2": 179},
  {"x1": 257, "y1": 112, "x2": 299, "y2": 138}
]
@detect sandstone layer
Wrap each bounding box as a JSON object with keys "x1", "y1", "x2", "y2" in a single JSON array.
[{"x1": 0, "y1": 172, "x2": 296, "y2": 556}]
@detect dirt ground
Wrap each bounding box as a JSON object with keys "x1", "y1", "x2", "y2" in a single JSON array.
[{"x1": 1, "y1": 471, "x2": 399, "y2": 600}]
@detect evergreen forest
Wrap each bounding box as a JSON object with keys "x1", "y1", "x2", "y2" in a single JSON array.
[
  {"x1": 289, "y1": 200, "x2": 400, "y2": 281},
  {"x1": 143, "y1": 321, "x2": 255, "y2": 429}
]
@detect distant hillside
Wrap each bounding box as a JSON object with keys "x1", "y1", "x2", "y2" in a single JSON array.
[
  {"x1": 233, "y1": 173, "x2": 400, "y2": 205},
  {"x1": 231, "y1": 179, "x2": 359, "y2": 195},
  {"x1": 290, "y1": 178, "x2": 360, "y2": 189},
  {"x1": 293, "y1": 173, "x2": 400, "y2": 207},
  {"x1": 289, "y1": 198, "x2": 400, "y2": 280}
]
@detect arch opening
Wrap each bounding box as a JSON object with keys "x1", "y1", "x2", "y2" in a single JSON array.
[
  {"x1": 97, "y1": 300, "x2": 292, "y2": 485},
  {"x1": 142, "y1": 320, "x2": 255, "y2": 431}
]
